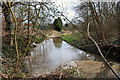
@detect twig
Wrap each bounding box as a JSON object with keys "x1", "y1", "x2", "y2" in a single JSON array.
[
  {"x1": 0, "y1": 72, "x2": 8, "y2": 78},
  {"x1": 87, "y1": 20, "x2": 120, "y2": 79}
]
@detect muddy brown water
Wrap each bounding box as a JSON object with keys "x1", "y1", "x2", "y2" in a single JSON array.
[{"x1": 25, "y1": 37, "x2": 120, "y2": 78}]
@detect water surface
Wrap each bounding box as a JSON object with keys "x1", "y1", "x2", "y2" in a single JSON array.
[{"x1": 25, "y1": 37, "x2": 120, "y2": 78}]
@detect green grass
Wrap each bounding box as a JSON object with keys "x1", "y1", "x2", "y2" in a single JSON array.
[{"x1": 62, "y1": 32, "x2": 82, "y2": 43}]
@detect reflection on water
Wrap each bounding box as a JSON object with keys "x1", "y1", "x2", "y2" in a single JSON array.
[
  {"x1": 97, "y1": 63, "x2": 112, "y2": 78},
  {"x1": 96, "y1": 62, "x2": 120, "y2": 78},
  {"x1": 25, "y1": 38, "x2": 94, "y2": 77},
  {"x1": 25, "y1": 37, "x2": 120, "y2": 78},
  {"x1": 53, "y1": 37, "x2": 62, "y2": 48}
]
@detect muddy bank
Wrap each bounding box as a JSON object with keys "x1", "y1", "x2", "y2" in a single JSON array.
[
  {"x1": 37, "y1": 60, "x2": 120, "y2": 78},
  {"x1": 48, "y1": 30, "x2": 72, "y2": 38}
]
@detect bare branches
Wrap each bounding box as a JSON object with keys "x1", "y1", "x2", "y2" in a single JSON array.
[
  {"x1": 87, "y1": 20, "x2": 120, "y2": 79},
  {"x1": 9, "y1": 4, "x2": 42, "y2": 77},
  {"x1": 61, "y1": 14, "x2": 87, "y2": 37},
  {"x1": 89, "y1": 2, "x2": 107, "y2": 44}
]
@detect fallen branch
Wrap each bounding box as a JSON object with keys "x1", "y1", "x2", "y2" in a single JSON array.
[
  {"x1": 87, "y1": 20, "x2": 120, "y2": 79},
  {"x1": 0, "y1": 72, "x2": 8, "y2": 79}
]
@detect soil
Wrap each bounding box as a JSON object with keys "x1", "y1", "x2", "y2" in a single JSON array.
[{"x1": 49, "y1": 30, "x2": 72, "y2": 38}]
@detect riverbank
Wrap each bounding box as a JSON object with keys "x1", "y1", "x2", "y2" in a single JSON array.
[
  {"x1": 48, "y1": 30, "x2": 72, "y2": 38},
  {"x1": 37, "y1": 60, "x2": 120, "y2": 78},
  {"x1": 2, "y1": 30, "x2": 52, "y2": 78},
  {"x1": 2, "y1": 30, "x2": 119, "y2": 78},
  {"x1": 50, "y1": 30, "x2": 120, "y2": 61},
  {"x1": 36, "y1": 31, "x2": 120, "y2": 79},
  {"x1": 13, "y1": 32, "x2": 120, "y2": 79},
  {"x1": 61, "y1": 32, "x2": 99, "y2": 54},
  {"x1": 61, "y1": 32, "x2": 120, "y2": 62}
]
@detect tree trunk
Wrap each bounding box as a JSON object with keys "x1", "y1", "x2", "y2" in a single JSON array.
[
  {"x1": 2, "y1": 2, "x2": 13, "y2": 46},
  {"x1": 117, "y1": 2, "x2": 120, "y2": 44},
  {"x1": 27, "y1": 1, "x2": 30, "y2": 42},
  {"x1": 89, "y1": 2, "x2": 106, "y2": 44}
]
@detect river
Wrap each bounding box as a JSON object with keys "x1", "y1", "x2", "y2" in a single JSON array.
[{"x1": 24, "y1": 37, "x2": 120, "y2": 78}]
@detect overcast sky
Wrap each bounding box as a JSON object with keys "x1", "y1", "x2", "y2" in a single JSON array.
[
  {"x1": 53, "y1": 0, "x2": 80, "y2": 20},
  {"x1": 37, "y1": 0, "x2": 80, "y2": 24}
]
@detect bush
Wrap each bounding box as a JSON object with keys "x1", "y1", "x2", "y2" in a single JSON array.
[{"x1": 53, "y1": 17, "x2": 63, "y2": 31}]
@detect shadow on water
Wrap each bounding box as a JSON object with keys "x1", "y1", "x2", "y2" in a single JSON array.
[{"x1": 24, "y1": 37, "x2": 120, "y2": 78}]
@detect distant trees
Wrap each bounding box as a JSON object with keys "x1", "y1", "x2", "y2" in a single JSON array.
[
  {"x1": 74, "y1": 2, "x2": 120, "y2": 44},
  {"x1": 53, "y1": 17, "x2": 63, "y2": 31}
]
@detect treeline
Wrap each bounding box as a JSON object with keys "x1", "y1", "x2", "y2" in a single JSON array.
[
  {"x1": 69, "y1": 2, "x2": 120, "y2": 61},
  {"x1": 74, "y1": 2, "x2": 120, "y2": 45}
]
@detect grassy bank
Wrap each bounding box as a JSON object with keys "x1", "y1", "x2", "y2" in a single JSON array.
[
  {"x1": 61, "y1": 32, "x2": 120, "y2": 62},
  {"x1": 61, "y1": 32, "x2": 98, "y2": 54}
]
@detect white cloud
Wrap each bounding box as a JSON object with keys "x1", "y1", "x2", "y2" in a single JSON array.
[
  {"x1": 37, "y1": 0, "x2": 80, "y2": 24},
  {"x1": 53, "y1": 0, "x2": 79, "y2": 21}
]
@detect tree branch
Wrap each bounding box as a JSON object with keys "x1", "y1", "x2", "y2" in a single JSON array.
[
  {"x1": 8, "y1": 0, "x2": 19, "y2": 65},
  {"x1": 87, "y1": 20, "x2": 120, "y2": 79},
  {"x1": 0, "y1": 72, "x2": 8, "y2": 79}
]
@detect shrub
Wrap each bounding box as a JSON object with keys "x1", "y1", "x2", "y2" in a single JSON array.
[{"x1": 53, "y1": 17, "x2": 63, "y2": 31}]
